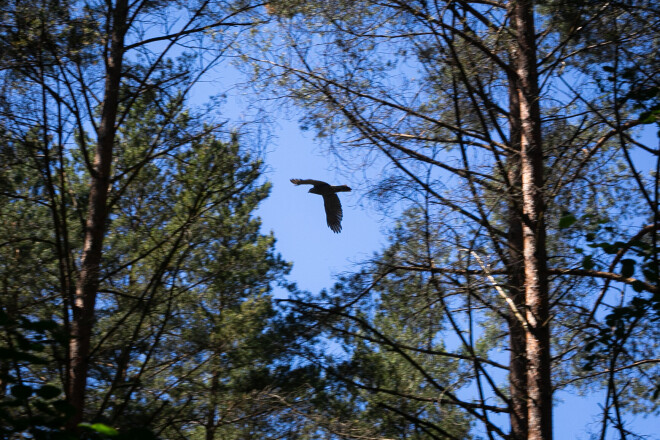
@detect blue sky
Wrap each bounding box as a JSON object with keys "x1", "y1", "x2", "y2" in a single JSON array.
[{"x1": 256, "y1": 119, "x2": 386, "y2": 295}]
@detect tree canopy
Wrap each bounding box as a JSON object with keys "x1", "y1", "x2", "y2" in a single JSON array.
[
  {"x1": 1, "y1": 0, "x2": 658, "y2": 439},
  {"x1": 247, "y1": 0, "x2": 659, "y2": 438}
]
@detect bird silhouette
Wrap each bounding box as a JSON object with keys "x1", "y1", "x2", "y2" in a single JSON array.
[{"x1": 291, "y1": 179, "x2": 351, "y2": 233}]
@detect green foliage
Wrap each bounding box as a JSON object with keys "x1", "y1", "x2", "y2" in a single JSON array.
[
  {"x1": 0, "y1": 0, "x2": 313, "y2": 437},
  {"x1": 0, "y1": 0, "x2": 100, "y2": 72},
  {"x1": 581, "y1": 228, "x2": 660, "y2": 379},
  {"x1": 79, "y1": 423, "x2": 118, "y2": 436},
  {"x1": 559, "y1": 212, "x2": 578, "y2": 229},
  {"x1": 0, "y1": 311, "x2": 74, "y2": 439},
  {"x1": 0, "y1": 80, "x2": 304, "y2": 437},
  {"x1": 77, "y1": 422, "x2": 158, "y2": 439},
  {"x1": 603, "y1": 65, "x2": 660, "y2": 124}
]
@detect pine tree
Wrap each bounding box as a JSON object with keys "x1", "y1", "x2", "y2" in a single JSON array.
[
  {"x1": 250, "y1": 1, "x2": 659, "y2": 438},
  {"x1": 0, "y1": 0, "x2": 311, "y2": 435}
]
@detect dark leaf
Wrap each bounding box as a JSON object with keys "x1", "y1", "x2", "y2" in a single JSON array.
[
  {"x1": 23, "y1": 319, "x2": 58, "y2": 332},
  {"x1": 36, "y1": 384, "x2": 61, "y2": 400},
  {"x1": 639, "y1": 109, "x2": 660, "y2": 124},
  {"x1": 631, "y1": 280, "x2": 645, "y2": 293},
  {"x1": 10, "y1": 384, "x2": 33, "y2": 400},
  {"x1": 559, "y1": 213, "x2": 577, "y2": 229},
  {"x1": 117, "y1": 427, "x2": 160, "y2": 440},
  {"x1": 620, "y1": 259, "x2": 635, "y2": 278},
  {"x1": 52, "y1": 400, "x2": 76, "y2": 417}
]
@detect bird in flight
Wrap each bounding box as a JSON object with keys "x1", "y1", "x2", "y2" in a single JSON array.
[{"x1": 291, "y1": 179, "x2": 352, "y2": 233}]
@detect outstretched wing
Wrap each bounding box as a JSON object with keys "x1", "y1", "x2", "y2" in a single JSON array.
[
  {"x1": 322, "y1": 193, "x2": 343, "y2": 233},
  {"x1": 291, "y1": 178, "x2": 329, "y2": 186}
]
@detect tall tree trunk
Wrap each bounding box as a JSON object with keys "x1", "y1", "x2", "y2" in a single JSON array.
[
  {"x1": 67, "y1": 0, "x2": 129, "y2": 428},
  {"x1": 511, "y1": 1, "x2": 552, "y2": 439},
  {"x1": 507, "y1": 75, "x2": 528, "y2": 440}
]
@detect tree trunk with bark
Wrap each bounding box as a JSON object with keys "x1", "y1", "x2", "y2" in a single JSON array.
[
  {"x1": 67, "y1": 0, "x2": 129, "y2": 428},
  {"x1": 511, "y1": 1, "x2": 552, "y2": 439},
  {"x1": 507, "y1": 72, "x2": 528, "y2": 440}
]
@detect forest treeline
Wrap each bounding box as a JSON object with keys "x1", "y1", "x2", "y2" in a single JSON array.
[{"x1": 0, "y1": 0, "x2": 658, "y2": 439}]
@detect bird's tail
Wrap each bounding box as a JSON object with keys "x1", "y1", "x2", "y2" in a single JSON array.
[{"x1": 331, "y1": 185, "x2": 352, "y2": 192}]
